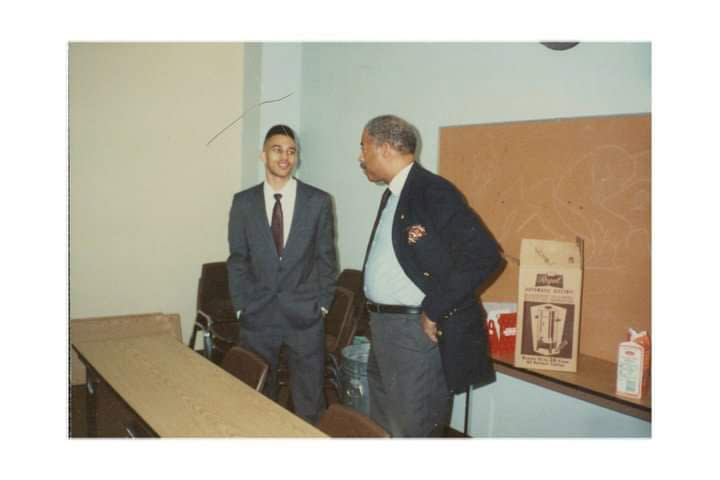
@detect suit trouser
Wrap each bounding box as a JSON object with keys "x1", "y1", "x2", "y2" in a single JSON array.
[
  {"x1": 236, "y1": 321, "x2": 325, "y2": 424},
  {"x1": 367, "y1": 311, "x2": 452, "y2": 437}
]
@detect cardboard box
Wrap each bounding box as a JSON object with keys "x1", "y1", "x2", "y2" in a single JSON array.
[
  {"x1": 616, "y1": 341, "x2": 645, "y2": 399},
  {"x1": 514, "y1": 238, "x2": 583, "y2": 372},
  {"x1": 616, "y1": 328, "x2": 650, "y2": 399},
  {"x1": 628, "y1": 329, "x2": 650, "y2": 391}
]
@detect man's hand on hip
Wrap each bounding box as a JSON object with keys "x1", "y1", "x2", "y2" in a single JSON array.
[{"x1": 421, "y1": 312, "x2": 438, "y2": 343}]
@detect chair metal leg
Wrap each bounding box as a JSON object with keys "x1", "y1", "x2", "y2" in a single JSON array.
[
  {"x1": 202, "y1": 330, "x2": 213, "y2": 358},
  {"x1": 188, "y1": 326, "x2": 198, "y2": 350},
  {"x1": 86, "y1": 369, "x2": 98, "y2": 437}
]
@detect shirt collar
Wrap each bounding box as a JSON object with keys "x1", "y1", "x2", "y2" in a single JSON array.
[
  {"x1": 387, "y1": 162, "x2": 414, "y2": 197},
  {"x1": 264, "y1": 177, "x2": 297, "y2": 198}
]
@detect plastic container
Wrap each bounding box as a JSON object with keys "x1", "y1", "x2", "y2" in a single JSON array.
[{"x1": 338, "y1": 343, "x2": 370, "y2": 415}]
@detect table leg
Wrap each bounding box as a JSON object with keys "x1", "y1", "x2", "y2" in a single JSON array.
[{"x1": 86, "y1": 368, "x2": 98, "y2": 437}]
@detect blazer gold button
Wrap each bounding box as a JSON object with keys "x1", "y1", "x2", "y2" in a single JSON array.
[
  {"x1": 437, "y1": 330, "x2": 443, "y2": 336},
  {"x1": 423, "y1": 271, "x2": 431, "y2": 277}
]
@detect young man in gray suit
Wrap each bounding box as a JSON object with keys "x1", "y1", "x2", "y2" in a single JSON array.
[{"x1": 227, "y1": 125, "x2": 337, "y2": 424}]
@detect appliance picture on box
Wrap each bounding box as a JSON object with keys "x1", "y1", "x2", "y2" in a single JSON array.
[
  {"x1": 530, "y1": 304, "x2": 567, "y2": 355},
  {"x1": 521, "y1": 301, "x2": 574, "y2": 359}
]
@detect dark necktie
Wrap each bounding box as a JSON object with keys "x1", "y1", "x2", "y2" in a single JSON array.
[
  {"x1": 271, "y1": 193, "x2": 284, "y2": 257},
  {"x1": 362, "y1": 188, "x2": 391, "y2": 270}
]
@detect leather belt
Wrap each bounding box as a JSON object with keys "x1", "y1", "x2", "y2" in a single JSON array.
[{"x1": 366, "y1": 301, "x2": 422, "y2": 315}]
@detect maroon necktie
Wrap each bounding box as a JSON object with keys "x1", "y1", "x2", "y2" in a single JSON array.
[{"x1": 271, "y1": 193, "x2": 284, "y2": 257}]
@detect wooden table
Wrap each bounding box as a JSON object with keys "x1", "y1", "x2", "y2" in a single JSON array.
[{"x1": 73, "y1": 334, "x2": 327, "y2": 437}]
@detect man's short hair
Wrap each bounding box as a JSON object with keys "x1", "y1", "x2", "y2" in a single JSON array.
[
  {"x1": 264, "y1": 124, "x2": 296, "y2": 143},
  {"x1": 364, "y1": 115, "x2": 417, "y2": 155}
]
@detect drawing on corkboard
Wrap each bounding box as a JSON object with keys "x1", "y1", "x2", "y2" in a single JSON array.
[{"x1": 439, "y1": 114, "x2": 650, "y2": 362}]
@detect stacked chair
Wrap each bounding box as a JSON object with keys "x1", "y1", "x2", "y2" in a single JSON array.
[
  {"x1": 221, "y1": 345, "x2": 269, "y2": 392},
  {"x1": 187, "y1": 262, "x2": 238, "y2": 362},
  {"x1": 335, "y1": 269, "x2": 368, "y2": 337},
  {"x1": 315, "y1": 404, "x2": 389, "y2": 438}
]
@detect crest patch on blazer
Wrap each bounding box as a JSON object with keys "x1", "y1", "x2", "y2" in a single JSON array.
[{"x1": 406, "y1": 224, "x2": 427, "y2": 245}]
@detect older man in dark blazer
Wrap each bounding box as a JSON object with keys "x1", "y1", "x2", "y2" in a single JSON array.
[
  {"x1": 227, "y1": 125, "x2": 337, "y2": 424},
  {"x1": 359, "y1": 115, "x2": 502, "y2": 437}
]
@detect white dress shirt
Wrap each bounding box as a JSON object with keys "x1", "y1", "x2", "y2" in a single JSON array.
[
  {"x1": 263, "y1": 177, "x2": 297, "y2": 250},
  {"x1": 364, "y1": 163, "x2": 425, "y2": 306}
]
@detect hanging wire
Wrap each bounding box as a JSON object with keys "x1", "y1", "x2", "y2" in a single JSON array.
[{"x1": 206, "y1": 92, "x2": 295, "y2": 147}]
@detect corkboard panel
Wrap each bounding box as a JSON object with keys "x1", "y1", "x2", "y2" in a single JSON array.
[{"x1": 439, "y1": 114, "x2": 650, "y2": 362}]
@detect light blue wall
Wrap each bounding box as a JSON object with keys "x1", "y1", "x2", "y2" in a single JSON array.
[
  {"x1": 298, "y1": 42, "x2": 650, "y2": 272},
  {"x1": 450, "y1": 374, "x2": 650, "y2": 437},
  {"x1": 240, "y1": 43, "x2": 261, "y2": 189},
  {"x1": 242, "y1": 43, "x2": 304, "y2": 187},
  {"x1": 247, "y1": 42, "x2": 651, "y2": 437}
]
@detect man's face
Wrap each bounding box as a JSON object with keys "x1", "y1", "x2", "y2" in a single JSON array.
[
  {"x1": 359, "y1": 129, "x2": 383, "y2": 183},
  {"x1": 262, "y1": 134, "x2": 297, "y2": 181}
]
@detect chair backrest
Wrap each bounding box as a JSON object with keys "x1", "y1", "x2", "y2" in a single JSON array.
[
  {"x1": 336, "y1": 269, "x2": 369, "y2": 336},
  {"x1": 336, "y1": 269, "x2": 364, "y2": 310},
  {"x1": 221, "y1": 346, "x2": 269, "y2": 392},
  {"x1": 315, "y1": 404, "x2": 389, "y2": 438},
  {"x1": 324, "y1": 286, "x2": 356, "y2": 354},
  {"x1": 197, "y1": 262, "x2": 235, "y2": 321}
]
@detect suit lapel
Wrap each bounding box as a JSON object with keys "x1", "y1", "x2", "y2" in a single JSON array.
[
  {"x1": 363, "y1": 164, "x2": 420, "y2": 270},
  {"x1": 281, "y1": 180, "x2": 312, "y2": 262},
  {"x1": 392, "y1": 162, "x2": 419, "y2": 246}
]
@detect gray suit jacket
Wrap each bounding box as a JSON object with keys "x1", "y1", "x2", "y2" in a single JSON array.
[{"x1": 227, "y1": 180, "x2": 337, "y2": 331}]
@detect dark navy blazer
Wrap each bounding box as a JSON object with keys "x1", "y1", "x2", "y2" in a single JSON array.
[{"x1": 389, "y1": 163, "x2": 502, "y2": 392}]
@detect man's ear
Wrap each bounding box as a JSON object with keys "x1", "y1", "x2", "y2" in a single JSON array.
[
  {"x1": 260, "y1": 151, "x2": 267, "y2": 164},
  {"x1": 379, "y1": 142, "x2": 392, "y2": 158}
]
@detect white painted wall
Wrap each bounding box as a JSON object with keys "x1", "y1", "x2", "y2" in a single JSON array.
[{"x1": 69, "y1": 43, "x2": 245, "y2": 344}]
